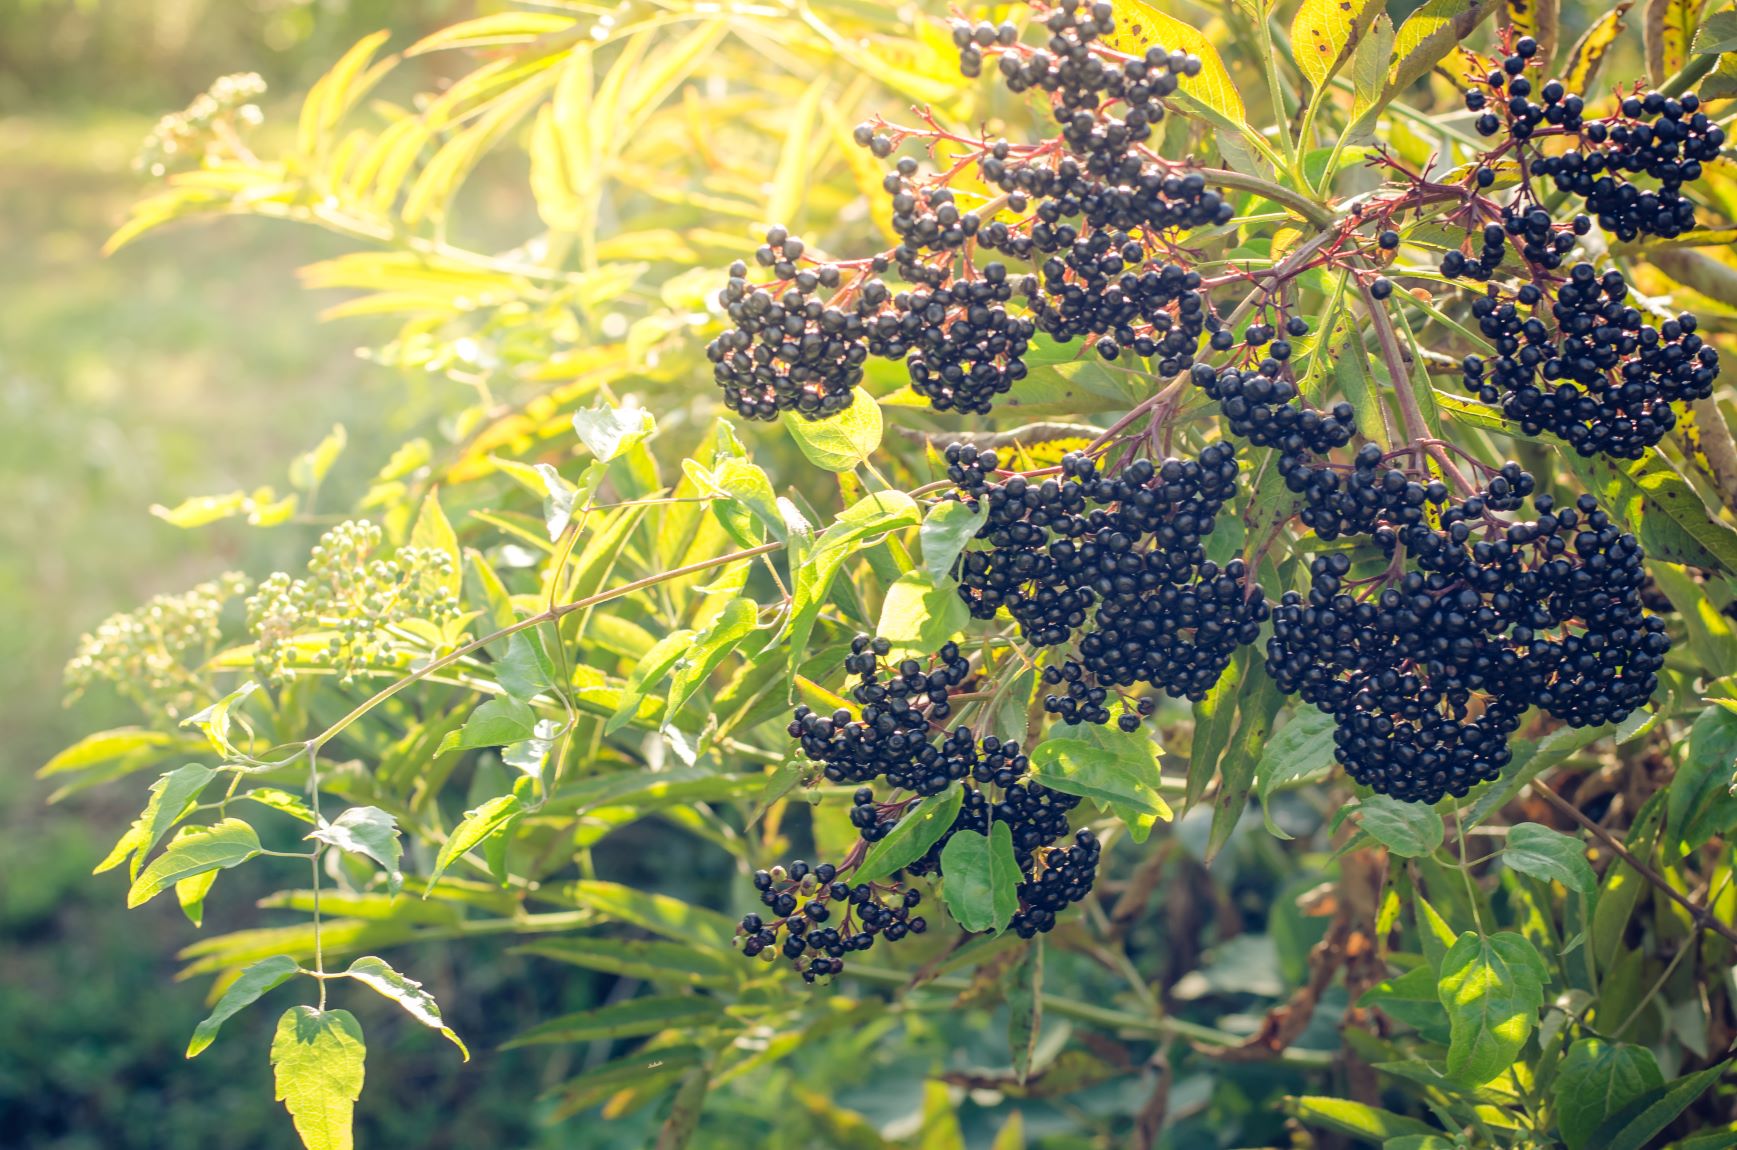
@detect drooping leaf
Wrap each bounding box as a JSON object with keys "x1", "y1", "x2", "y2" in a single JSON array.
[
  {"x1": 128, "y1": 818, "x2": 262, "y2": 908},
  {"x1": 787, "y1": 492, "x2": 920, "y2": 678},
  {"x1": 494, "y1": 630, "x2": 557, "y2": 703},
  {"x1": 177, "y1": 868, "x2": 218, "y2": 927},
  {"x1": 939, "y1": 821, "x2": 1020, "y2": 934},
  {"x1": 666, "y1": 597, "x2": 758, "y2": 719},
  {"x1": 1561, "y1": 2, "x2": 1635, "y2": 92},
  {"x1": 311, "y1": 807, "x2": 404, "y2": 896},
  {"x1": 436, "y1": 697, "x2": 539, "y2": 755},
  {"x1": 1008, "y1": 940, "x2": 1043, "y2": 1086},
  {"x1": 1187, "y1": 651, "x2": 1243, "y2": 810},
  {"x1": 1437, "y1": 930, "x2": 1548, "y2": 1085},
  {"x1": 1666, "y1": 705, "x2": 1737, "y2": 859},
  {"x1": 1643, "y1": 0, "x2": 1697, "y2": 83},
  {"x1": 1502, "y1": 0, "x2": 1559, "y2": 68},
  {"x1": 409, "y1": 490, "x2": 462, "y2": 597},
  {"x1": 1589, "y1": 1060, "x2": 1731, "y2": 1150},
  {"x1": 504, "y1": 995, "x2": 728, "y2": 1048},
  {"x1": 1554, "y1": 1039, "x2": 1665, "y2": 1150},
  {"x1": 857, "y1": 784, "x2": 967, "y2": 884},
  {"x1": 1254, "y1": 707, "x2": 1338, "y2": 820},
  {"x1": 187, "y1": 954, "x2": 301, "y2": 1058},
  {"x1": 1564, "y1": 450, "x2": 1737, "y2": 575},
  {"x1": 1388, "y1": 0, "x2": 1501, "y2": 97},
  {"x1": 1029, "y1": 722, "x2": 1172, "y2": 842},
  {"x1": 782, "y1": 390, "x2": 883, "y2": 473},
  {"x1": 271, "y1": 1006, "x2": 367, "y2": 1150},
  {"x1": 1356, "y1": 795, "x2": 1445, "y2": 858},
  {"x1": 1502, "y1": 823, "x2": 1597, "y2": 896},
  {"x1": 343, "y1": 956, "x2": 467, "y2": 1059},
  {"x1": 1208, "y1": 661, "x2": 1285, "y2": 859},
  {"x1": 875, "y1": 571, "x2": 969, "y2": 662},
  {"x1": 1285, "y1": 1096, "x2": 1438, "y2": 1141},
  {"x1": 605, "y1": 629, "x2": 698, "y2": 735}
]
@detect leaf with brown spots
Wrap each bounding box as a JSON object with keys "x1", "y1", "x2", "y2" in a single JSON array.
[
  {"x1": 1501, "y1": 0, "x2": 1559, "y2": 69},
  {"x1": 1643, "y1": 0, "x2": 1698, "y2": 84},
  {"x1": 1561, "y1": 1, "x2": 1634, "y2": 92},
  {"x1": 1290, "y1": 0, "x2": 1384, "y2": 93}
]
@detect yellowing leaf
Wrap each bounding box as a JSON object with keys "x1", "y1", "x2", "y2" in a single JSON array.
[
  {"x1": 1389, "y1": 0, "x2": 1501, "y2": 96},
  {"x1": 1501, "y1": 0, "x2": 1559, "y2": 67},
  {"x1": 271, "y1": 1007, "x2": 367, "y2": 1150},
  {"x1": 1562, "y1": 2, "x2": 1633, "y2": 92},
  {"x1": 1643, "y1": 0, "x2": 1697, "y2": 83},
  {"x1": 1106, "y1": 3, "x2": 1245, "y2": 124},
  {"x1": 1291, "y1": 0, "x2": 1384, "y2": 92},
  {"x1": 344, "y1": 956, "x2": 468, "y2": 1060},
  {"x1": 127, "y1": 819, "x2": 262, "y2": 908}
]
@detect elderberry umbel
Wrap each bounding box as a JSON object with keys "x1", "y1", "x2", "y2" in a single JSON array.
[
  {"x1": 1268, "y1": 474, "x2": 1669, "y2": 803},
  {"x1": 1460, "y1": 264, "x2": 1719, "y2": 459},
  {"x1": 740, "y1": 860, "x2": 927, "y2": 982}
]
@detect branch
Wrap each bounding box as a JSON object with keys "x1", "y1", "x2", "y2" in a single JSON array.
[{"x1": 1533, "y1": 780, "x2": 1737, "y2": 948}]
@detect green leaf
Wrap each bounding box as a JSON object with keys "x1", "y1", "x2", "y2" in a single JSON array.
[
  {"x1": 919, "y1": 499, "x2": 986, "y2": 583},
  {"x1": 939, "y1": 822, "x2": 1020, "y2": 934},
  {"x1": 666, "y1": 597, "x2": 758, "y2": 719},
  {"x1": 573, "y1": 402, "x2": 655, "y2": 462},
  {"x1": 856, "y1": 784, "x2": 966, "y2": 884},
  {"x1": 241, "y1": 787, "x2": 319, "y2": 824},
  {"x1": 1291, "y1": 0, "x2": 1383, "y2": 92},
  {"x1": 513, "y1": 937, "x2": 737, "y2": 988},
  {"x1": 343, "y1": 956, "x2": 467, "y2": 1060},
  {"x1": 1554, "y1": 1038, "x2": 1665, "y2": 1150},
  {"x1": 1008, "y1": 940, "x2": 1043, "y2": 1086},
  {"x1": 494, "y1": 630, "x2": 556, "y2": 703},
  {"x1": 1666, "y1": 705, "x2": 1737, "y2": 859},
  {"x1": 177, "y1": 868, "x2": 218, "y2": 927},
  {"x1": 1693, "y1": 9, "x2": 1737, "y2": 54},
  {"x1": 1187, "y1": 651, "x2": 1243, "y2": 810},
  {"x1": 1029, "y1": 722, "x2": 1172, "y2": 843},
  {"x1": 707, "y1": 457, "x2": 787, "y2": 545},
  {"x1": 782, "y1": 390, "x2": 883, "y2": 473},
  {"x1": 605, "y1": 628, "x2": 697, "y2": 735},
  {"x1": 531, "y1": 459, "x2": 605, "y2": 541},
  {"x1": 1351, "y1": 13, "x2": 1396, "y2": 112},
  {"x1": 311, "y1": 807, "x2": 404, "y2": 896},
  {"x1": 656, "y1": 1063, "x2": 711, "y2": 1150},
  {"x1": 436, "y1": 696, "x2": 538, "y2": 755},
  {"x1": 1503, "y1": 823, "x2": 1597, "y2": 896},
  {"x1": 127, "y1": 818, "x2": 262, "y2": 908},
  {"x1": 1255, "y1": 708, "x2": 1338, "y2": 826},
  {"x1": 271, "y1": 1006, "x2": 366, "y2": 1150},
  {"x1": 1286, "y1": 1096, "x2": 1438, "y2": 1140},
  {"x1": 918, "y1": 1080, "x2": 966, "y2": 1150},
  {"x1": 1590, "y1": 1060, "x2": 1731, "y2": 1150},
  {"x1": 1357, "y1": 795, "x2": 1445, "y2": 858},
  {"x1": 426, "y1": 793, "x2": 526, "y2": 891},
  {"x1": 95, "y1": 763, "x2": 216, "y2": 879},
  {"x1": 549, "y1": 880, "x2": 738, "y2": 951},
  {"x1": 788, "y1": 492, "x2": 920, "y2": 678},
  {"x1": 1437, "y1": 930, "x2": 1548, "y2": 1085},
  {"x1": 503, "y1": 995, "x2": 727, "y2": 1048},
  {"x1": 150, "y1": 490, "x2": 250, "y2": 528},
  {"x1": 1209, "y1": 661, "x2": 1285, "y2": 859},
  {"x1": 875, "y1": 571, "x2": 969, "y2": 662},
  {"x1": 187, "y1": 954, "x2": 301, "y2": 1058}
]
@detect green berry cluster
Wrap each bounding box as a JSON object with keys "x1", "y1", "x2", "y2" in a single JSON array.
[
  {"x1": 245, "y1": 520, "x2": 461, "y2": 688},
  {"x1": 65, "y1": 572, "x2": 251, "y2": 716}
]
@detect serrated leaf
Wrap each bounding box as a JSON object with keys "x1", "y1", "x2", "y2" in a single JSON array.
[
  {"x1": 271, "y1": 1006, "x2": 366, "y2": 1150},
  {"x1": 95, "y1": 763, "x2": 215, "y2": 879},
  {"x1": 788, "y1": 492, "x2": 920, "y2": 679},
  {"x1": 311, "y1": 807, "x2": 404, "y2": 896},
  {"x1": 939, "y1": 822, "x2": 1020, "y2": 934},
  {"x1": 1437, "y1": 930, "x2": 1548, "y2": 1085},
  {"x1": 875, "y1": 571, "x2": 969, "y2": 662},
  {"x1": 573, "y1": 403, "x2": 655, "y2": 462},
  {"x1": 1291, "y1": 0, "x2": 1383, "y2": 92},
  {"x1": 426, "y1": 794, "x2": 525, "y2": 891},
  {"x1": 1029, "y1": 722, "x2": 1172, "y2": 842},
  {"x1": 127, "y1": 818, "x2": 261, "y2": 908},
  {"x1": 436, "y1": 696, "x2": 538, "y2": 755},
  {"x1": 1503, "y1": 823, "x2": 1597, "y2": 895},
  {"x1": 187, "y1": 954, "x2": 301, "y2": 1058},
  {"x1": 1254, "y1": 707, "x2": 1338, "y2": 829},
  {"x1": 920, "y1": 499, "x2": 987, "y2": 583},
  {"x1": 781, "y1": 390, "x2": 883, "y2": 473},
  {"x1": 1357, "y1": 795, "x2": 1445, "y2": 857},
  {"x1": 605, "y1": 629, "x2": 697, "y2": 735},
  {"x1": 1564, "y1": 450, "x2": 1737, "y2": 575},
  {"x1": 1388, "y1": 0, "x2": 1500, "y2": 97},
  {"x1": 1554, "y1": 1039, "x2": 1665, "y2": 1150},
  {"x1": 344, "y1": 956, "x2": 467, "y2": 1059},
  {"x1": 1694, "y1": 10, "x2": 1737, "y2": 54},
  {"x1": 494, "y1": 630, "x2": 556, "y2": 702},
  {"x1": 856, "y1": 784, "x2": 966, "y2": 884},
  {"x1": 1106, "y1": 3, "x2": 1245, "y2": 124}
]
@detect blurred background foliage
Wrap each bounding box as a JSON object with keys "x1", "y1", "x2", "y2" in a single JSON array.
[{"x1": 3, "y1": 1, "x2": 1730, "y2": 1148}]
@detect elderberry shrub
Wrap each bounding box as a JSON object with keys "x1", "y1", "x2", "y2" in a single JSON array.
[
  {"x1": 1268, "y1": 469, "x2": 1669, "y2": 803},
  {"x1": 1460, "y1": 264, "x2": 1719, "y2": 459},
  {"x1": 947, "y1": 441, "x2": 1264, "y2": 725}
]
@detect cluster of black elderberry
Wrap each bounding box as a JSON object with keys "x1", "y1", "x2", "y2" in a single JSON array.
[
  {"x1": 1269, "y1": 472, "x2": 1669, "y2": 803},
  {"x1": 1459, "y1": 264, "x2": 1718, "y2": 459},
  {"x1": 947, "y1": 440, "x2": 1265, "y2": 727},
  {"x1": 740, "y1": 860, "x2": 928, "y2": 982}
]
